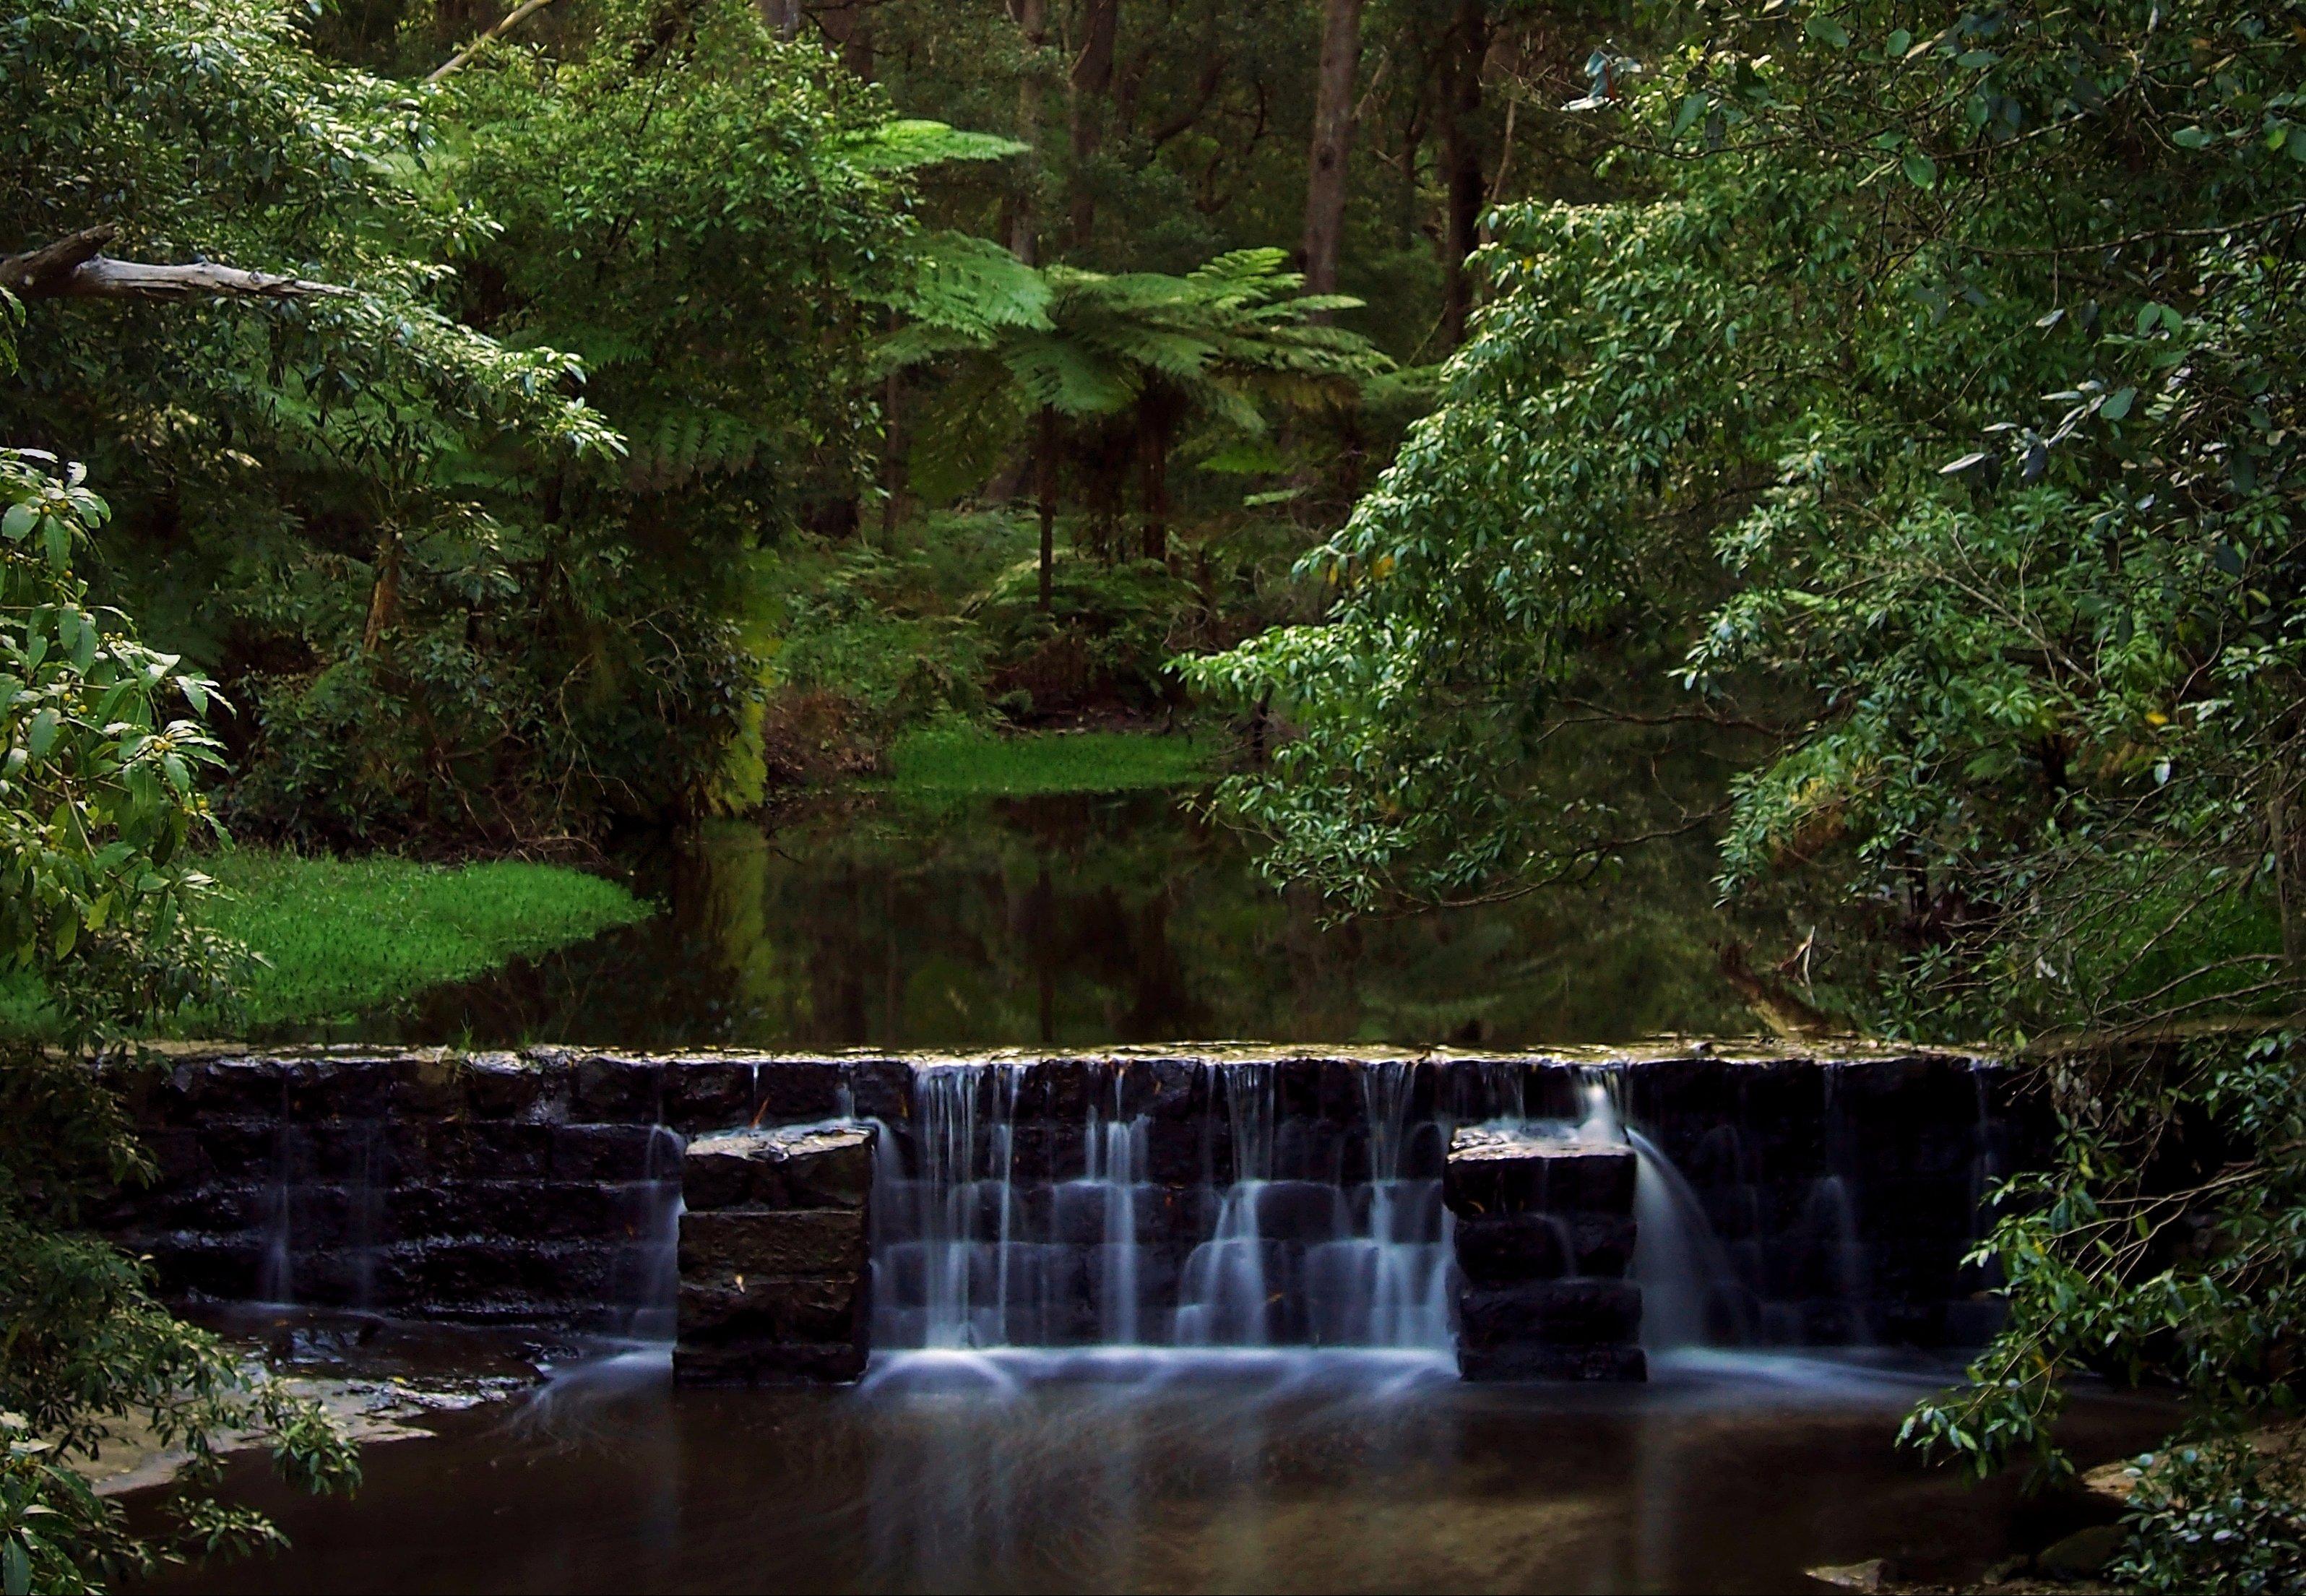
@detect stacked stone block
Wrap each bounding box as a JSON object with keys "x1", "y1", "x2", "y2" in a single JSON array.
[
  {"x1": 674, "y1": 1124, "x2": 874, "y2": 1384},
  {"x1": 1445, "y1": 1127, "x2": 1645, "y2": 1381}
]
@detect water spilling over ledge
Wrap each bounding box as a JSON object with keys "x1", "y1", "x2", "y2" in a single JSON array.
[{"x1": 103, "y1": 1043, "x2": 2022, "y2": 1381}]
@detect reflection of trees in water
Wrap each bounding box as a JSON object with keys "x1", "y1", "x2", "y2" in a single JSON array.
[
  {"x1": 355, "y1": 791, "x2": 1753, "y2": 1048},
  {"x1": 686, "y1": 793, "x2": 1749, "y2": 1047}
]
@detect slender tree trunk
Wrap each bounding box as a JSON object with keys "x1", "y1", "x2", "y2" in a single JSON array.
[
  {"x1": 1009, "y1": 0, "x2": 1049, "y2": 264},
  {"x1": 1301, "y1": 0, "x2": 1366, "y2": 297},
  {"x1": 1068, "y1": 0, "x2": 1120, "y2": 249},
  {"x1": 880, "y1": 367, "x2": 905, "y2": 545},
  {"x1": 1436, "y1": 0, "x2": 1490, "y2": 350},
  {"x1": 1139, "y1": 408, "x2": 1170, "y2": 563},
  {"x1": 1037, "y1": 404, "x2": 1058, "y2": 611},
  {"x1": 756, "y1": 0, "x2": 800, "y2": 38},
  {"x1": 363, "y1": 523, "x2": 402, "y2": 655},
  {"x1": 2277, "y1": 762, "x2": 2303, "y2": 965}
]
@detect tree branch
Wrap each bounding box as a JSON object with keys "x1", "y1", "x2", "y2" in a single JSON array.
[
  {"x1": 0, "y1": 227, "x2": 353, "y2": 303},
  {"x1": 427, "y1": 0, "x2": 562, "y2": 85}
]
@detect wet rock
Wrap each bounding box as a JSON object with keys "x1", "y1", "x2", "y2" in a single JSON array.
[
  {"x1": 465, "y1": 1053, "x2": 550, "y2": 1118},
  {"x1": 1454, "y1": 1213, "x2": 1636, "y2": 1282},
  {"x1": 680, "y1": 1210, "x2": 865, "y2": 1279},
  {"x1": 1459, "y1": 1280, "x2": 1642, "y2": 1347},
  {"x1": 570, "y1": 1054, "x2": 662, "y2": 1121},
  {"x1": 683, "y1": 1123, "x2": 873, "y2": 1212},
  {"x1": 2035, "y1": 1524, "x2": 2125, "y2": 1579},
  {"x1": 1443, "y1": 1129, "x2": 1636, "y2": 1216},
  {"x1": 679, "y1": 1274, "x2": 866, "y2": 1344}
]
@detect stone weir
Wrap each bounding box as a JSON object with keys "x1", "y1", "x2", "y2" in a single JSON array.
[{"x1": 103, "y1": 1043, "x2": 2022, "y2": 1383}]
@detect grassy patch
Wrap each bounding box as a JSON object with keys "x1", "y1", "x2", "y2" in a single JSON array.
[
  {"x1": 0, "y1": 848, "x2": 652, "y2": 1038},
  {"x1": 872, "y1": 726, "x2": 1217, "y2": 800}
]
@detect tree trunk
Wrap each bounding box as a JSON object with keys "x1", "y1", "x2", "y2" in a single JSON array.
[
  {"x1": 1301, "y1": 0, "x2": 1366, "y2": 297},
  {"x1": 880, "y1": 366, "x2": 905, "y2": 545},
  {"x1": 2276, "y1": 762, "x2": 2304, "y2": 965},
  {"x1": 814, "y1": 0, "x2": 875, "y2": 78},
  {"x1": 756, "y1": 0, "x2": 801, "y2": 38},
  {"x1": 1009, "y1": 0, "x2": 1049, "y2": 265},
  {"x1": 1037, "y1": 404, "x2": 1058, "y2": 611},
  {"x1": 1068, "y1": 0, "x2": 1120, "y2": 249},
  {"x1": 1435, "y1": 0, "x2": 1490, "y2": 350},
  {"x1": 1139, "y1": 407, "x2": 1170, "y2": 563},
  {"x1": 363, "y1": 524, "x2": 403, "y2": 655}
]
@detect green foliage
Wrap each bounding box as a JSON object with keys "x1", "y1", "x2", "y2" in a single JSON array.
[
  {"x1": 883, "y1": 244, "x2": 1390, "y2": 504},
  {"x1": 0, "y1": 451, "x2": 234, "y2": 1042},
  {"x1": 2114, "y1": 1436, "x2": 2306, "y2": 1595},
  {"x1": 1185, "y1": 0, "x2": 2306, "y2": 1566},
  {"x1": 0, "y1": 441, "x2": 357, "y2": 1590},
  {"x1": 872, "y1": 726, "x2": 1214, "y2": 801}
]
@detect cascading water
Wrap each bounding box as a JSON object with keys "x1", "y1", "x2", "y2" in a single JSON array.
[
  {"x1": 875, "y1": 1058, "x2": 1462, "y2": 1353},
  {"x1": 1576, "y1": 1069, "x2": 1750, "y2": 1352},
  {"x1": 256, "y1": 1122, "x2": 298, "y2": 1305},
  {"x1": 609, "y1": 1124, "x2": 685, "y2": 1341},
  {"x1": 1175, "y1": 1060, "x2": 1279, "y2": 1346}
]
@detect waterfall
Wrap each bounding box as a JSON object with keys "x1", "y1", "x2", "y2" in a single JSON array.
[
  {"x1": 347, "y1": 1119, "x2": 384, "y2": 1312},
  {"x1": 256, "y1": 1122, "x2": 297, "y2": 1306},
  {"x1": 1580, "y1": 1068, "x2": 1750, "y2": 1351},
  {"x1": 610, "y1": 1124, "x2": 685, "y2": 1341},
  {"x1": 1175, "y1": 1061, "x2": 1278, "y2": 1346},
  {"x1": 1628, "y1": 1131, "x2": 1750, "y2": 1350},
  {"x1": 878, "y1": 1057, "x2": 1459, "y2": 1353}
]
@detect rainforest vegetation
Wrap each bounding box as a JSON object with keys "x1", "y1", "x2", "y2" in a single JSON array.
[{"x1": 5, "y1": 0, "x2": 2306, "y2": 1589}]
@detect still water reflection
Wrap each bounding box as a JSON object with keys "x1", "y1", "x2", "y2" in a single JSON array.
[
  {"x1": 321, "y1": 792, "x2": 1753, "y2": 1049},
  {"x1": 142, "y1": 1346, "x2": 2164, "y2": 1595}
]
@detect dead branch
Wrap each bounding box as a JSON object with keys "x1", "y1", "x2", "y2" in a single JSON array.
[
  {"x1": 0, "y1": 226, "x2": 352, "y2": 303},
  {"x1": 427, "y1": 0, "x2": 562, "y2": 85}
]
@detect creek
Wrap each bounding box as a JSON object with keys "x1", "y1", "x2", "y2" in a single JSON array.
[
  {"x1": 123, "y1": 792, "x2": 2155, "y2": 1594},
  {"x1": 290, "y1": 790, "x2": 1751, "y2": 1049}
]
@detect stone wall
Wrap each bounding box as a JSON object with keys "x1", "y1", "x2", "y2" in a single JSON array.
[
  {"x1": 104, "y1": 1043, "x2": 2025, "y2": 1360},
  {"x1": 1446, "y1": 1129, "x2": 1644, "y2": 1380},
  {"x1": 675, "y1": 1125, "x2": 875, "y2": 1384}
]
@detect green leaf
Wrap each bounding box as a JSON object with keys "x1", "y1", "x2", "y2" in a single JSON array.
[
  {"x1": 2102, "y1": 386, "x2": 2136, "y2": 421},
  {"x1": 1672, "y1": 92, "x2": 1707, "y2": 139},
  {"x1": 0, "y1": 502, "x2": 33, "y2": 542},
  {"x1": 2170, "y1": 126, "x2": 2213, "y2": 149},
  {"x1": 1902, "y1": 151, "x2": 1938, "y2": 189},
  {"x1": 26, "y1": 708, "x2": 58, "y2": 759}
]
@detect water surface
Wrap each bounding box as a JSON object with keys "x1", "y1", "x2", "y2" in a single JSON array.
[
  {"x1": 139, "y1": 1345, "x2": 2163, "y2": 1595},
  {"x1": 307, "y1": 792, "x2": 1752, "y2": 1049}
]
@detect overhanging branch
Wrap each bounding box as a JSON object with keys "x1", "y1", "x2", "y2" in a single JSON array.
[{"x1": 0, "y1": 227, "x2": 353, "y2": 304}]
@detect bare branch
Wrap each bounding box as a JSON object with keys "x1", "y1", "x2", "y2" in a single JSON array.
[
  {"x1": 427, "y1": 0, "x2": 562, "y2": 85},
  {"x1": 0, "y1": 226, "x2": 353, "y2": 303}
]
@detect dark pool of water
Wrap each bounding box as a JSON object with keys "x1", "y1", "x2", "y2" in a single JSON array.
[
  {"x1": 137, "y1": 1345, "x2": 2165, "y2": 1595},
  {"x1": 298, "y1": 791, "x2": 1753, "y2": 1051}
]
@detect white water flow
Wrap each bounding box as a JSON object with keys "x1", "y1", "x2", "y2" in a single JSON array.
[
  {"x1": 1578, "y1": 1070, "x2": 1750, "y2": 1351},
  {"x1": 256, "y1": 1123, "x2": 297, "y2": 1305},
  {"x1": 878, "y1": 1058, "x2": 1459, "y2": 1352},
  {"x1": 611, "y1": 1125, "x2": 686, "y2": 1341},
  {"x1": 1175, "y1": 1061, "x2": 1278, "y2": 1346}
]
